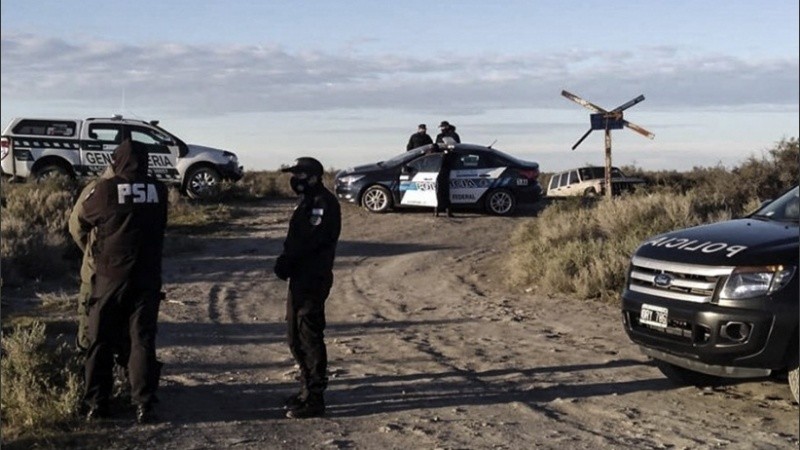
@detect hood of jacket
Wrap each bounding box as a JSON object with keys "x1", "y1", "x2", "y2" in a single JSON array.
[{"x1": 111, "y1": 139, "x2": 149, "y2": 180}]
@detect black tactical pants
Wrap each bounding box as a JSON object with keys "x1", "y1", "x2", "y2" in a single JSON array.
[
  {"x1": 287, "y1": 273, "x2": 333, "y2": 400},
  {"x1": 83, "y1": 276, "x2": 161, "y2": 408},
  {"x1": 436, "y1": 171, "x2": 451, "y2": 212}
]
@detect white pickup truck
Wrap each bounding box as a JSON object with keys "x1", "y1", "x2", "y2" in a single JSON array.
[{"x1": 0, "y1": 116, "x2": 243, "y2": 199}]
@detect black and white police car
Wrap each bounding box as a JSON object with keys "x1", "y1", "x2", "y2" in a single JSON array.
[{"x1": 335, "y1": 142, "x2": 542, "y2": 215}]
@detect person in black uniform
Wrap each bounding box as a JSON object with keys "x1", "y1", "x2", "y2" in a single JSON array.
[
  {"x1": 435, "y1": 148, "x2": 456, "y2": 217},
  {"x1": 435, "y1": 120, "x2": 461, "y2": 144},
  {"x1": 406, "y1": 123, "x2": 433, "y2": 150},
  {"x1": 78, "y1": 139, "x2": 168, "y2": 424},
  {"x1": 274, "y1": 157, "x2": 341, "y2": 419}
]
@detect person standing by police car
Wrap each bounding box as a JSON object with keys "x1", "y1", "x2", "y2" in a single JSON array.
[
  {"x1": 77, "y1": 139, "x2": 168, "y2": 424},
  {"x1": 406, "y1": 123, "x2": 433, "y2": 151},
  {"x1": 273, "y1": 157, "x2": 341, "y2": 419}
]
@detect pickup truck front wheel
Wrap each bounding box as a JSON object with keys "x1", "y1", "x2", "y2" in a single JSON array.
[
  {"x1": 34, "y1": 163, "x2": 71, "y2": 182},
  {"x1": 655, "y1": 361, "x2": 725, "y2": 387},
  {"x1": 185, "y1": 166, "x2": 222, "y2": 200}
]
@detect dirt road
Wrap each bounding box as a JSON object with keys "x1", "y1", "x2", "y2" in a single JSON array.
[{"x1": 74, "y1": 199, "x2": 798, "y2": 449}]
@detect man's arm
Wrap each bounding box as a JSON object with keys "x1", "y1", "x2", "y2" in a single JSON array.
[{"x1": 69, "y1": 180, "x2": 98, "y2": 251}]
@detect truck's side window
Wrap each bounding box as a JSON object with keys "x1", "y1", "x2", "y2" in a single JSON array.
[
  {"x1": 568, "y1": 170, "x2": 579, "y2": 185},
  {"x1": 87, "y1": 125, "x2": 122, "y2": 143},
  {"x1": 558, "y1": 172, "x2": 569, "y2": 188},
  {"x1": 13, "y1": 120, "x2": 77, "y2": 137},
  {"x1": 549, "y1": 174, "x2": 560, "y2": 191}
]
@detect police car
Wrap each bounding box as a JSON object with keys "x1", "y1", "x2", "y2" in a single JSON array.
[
  {"x1": 335, "y1": 142, "x2": 542, "y2": 215},
  {"x1": 621, "y1": 185, "x2": 799, "y2": 403},
  {"x1": 0, "y1": 116, "x2": 243, "y2": 199}
]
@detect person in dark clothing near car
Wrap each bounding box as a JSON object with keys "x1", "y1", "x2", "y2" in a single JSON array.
[
  {"x1": 434, "y1": 148, "x2": 457, "y2": 217},
  {"x1": 435, "y1": 120, "x2": 461, "y2": 144},
  {"x1": 406, "y1": 123, "x2": 434, "y2": 150},
  {"x1": 78, "y1": 139, "x2": 168, "y2": 424},
  {"x1": 274, "y1": 157, "x2": 341, "y2": 419}
]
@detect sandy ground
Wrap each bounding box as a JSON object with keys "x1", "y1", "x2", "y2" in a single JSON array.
[{"x1": 16, "y1": 199, "x2": 800, "y2": 449}]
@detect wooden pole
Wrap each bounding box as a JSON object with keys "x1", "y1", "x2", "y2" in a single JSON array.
[{"x1": 604, "y1": 127, "x2": 612, "y2": 199}]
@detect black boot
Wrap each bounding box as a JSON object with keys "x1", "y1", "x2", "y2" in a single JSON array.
[
  {"x1": 446, "y1": 208, "x2": 454, "y2": 217},
  {"x1": 85, "y1": 403, "x2": 110, "y2": 422},
  {"x1": 286, "y1": 394, "x2": 325, "y2": 419},
  {"x1": 136, "y1": 403, "x2": 156, "y2": 424},
  {"x1": 284, "y1": 391, "x2": 305, "y2": 410},
  {"x1": 433, "y1": 208, "x2": 439, "y2": 217}
]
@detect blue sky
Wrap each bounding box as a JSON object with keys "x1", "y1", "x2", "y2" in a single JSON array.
[{"x1": 2, "y1": 1, "x2": 798, "y2": 173}]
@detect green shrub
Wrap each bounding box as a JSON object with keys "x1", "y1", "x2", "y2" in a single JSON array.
[
  {"x1": 0, "y1": 321, "x2": 82, "y2": 440},
  {"x1": 508, "y1": 191, "x2": 733, "y2": 301},
  {"x1": 1, "y1": 177, "x2": 80, "y2": 285}
]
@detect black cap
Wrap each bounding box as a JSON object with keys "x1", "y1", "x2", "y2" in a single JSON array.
[
  {"x1": 281, "y1": 157, "x2": 324, "y2": 176},
  {"x1": 439, "y1": 120, "x2": 450, "y2": 128},
  {"x1": 418, "y1": 124, "x2": 427, "y2": 129}
]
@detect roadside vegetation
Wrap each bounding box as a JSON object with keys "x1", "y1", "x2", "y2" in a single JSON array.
[
  {"x1": 1, "y1": 141, "x2": 795, "y2": 442},
  {"x1": 508, "y1": 137, "x2": 799, "y2": 301}
]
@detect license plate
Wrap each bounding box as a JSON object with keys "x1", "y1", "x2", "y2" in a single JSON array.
[{"x1": 640, "y1": 304, "x2": 668, "y2": 328}]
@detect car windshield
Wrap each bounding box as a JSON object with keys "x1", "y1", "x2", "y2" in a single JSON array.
[
  {"x1": 750, "y1": 186, "x2": 799, "y2": 222},
  {"x1": 378, "y1": 146, "x2": 430, "y2": 167}
]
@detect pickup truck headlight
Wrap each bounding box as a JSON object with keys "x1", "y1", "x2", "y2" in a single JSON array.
[
  {"x1": 720, "y1": 265, "x2": 796, "y2": 299},
  {"x1": 222, "y1": 151, "x2": 238, "y2": 163},
  {"x1": 338, "y1": 175, "x2": 364, "y2": 185}
]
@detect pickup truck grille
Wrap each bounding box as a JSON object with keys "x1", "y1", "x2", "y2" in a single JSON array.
[{"x1": 627, "y1": 256, "x2": 733, "y2": 303}]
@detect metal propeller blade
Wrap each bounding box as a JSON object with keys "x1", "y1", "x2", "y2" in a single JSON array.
[
  {"x1": 571, "y1": 128, "x2": 594, "y2": 150},
  {"x1": 561, "y1": 90, "x2": 607, "y2": 113},
  {"x1": 613, "y1": 94, "x2": 645, "y2": 112},
  {"x1": 622, "y1": 120, "x2": 655, "y2": 139}
]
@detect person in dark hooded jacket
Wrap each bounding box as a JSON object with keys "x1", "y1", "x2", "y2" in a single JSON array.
[
  {"x1": 435, "y1": 120, "x2": 461, "y2": 144},
  {"x1": 78, "y1": 139, "x2": 168, "y2": 424}
]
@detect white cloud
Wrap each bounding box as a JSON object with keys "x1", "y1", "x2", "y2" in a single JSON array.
[{"x1": 1, "y1": 32, "x2": 797, "y2": 119}]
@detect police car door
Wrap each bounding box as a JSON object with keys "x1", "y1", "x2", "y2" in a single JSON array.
[
  {"x1": 449, "y1": 151, "x2": 506, "y2": 205},
  {"x1": 130, "y1": 125, "x2": 180, "y2": 182},
  {"x1": 398, "y1": 152, "x2": 440, "y2": 207},
  {"x1": 81, "y1": 124, "x2": 122, "y2": 176}
]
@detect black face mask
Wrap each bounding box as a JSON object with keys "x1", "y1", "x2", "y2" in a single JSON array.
[{"x1": 290, "y1": 176, "x2": 313, "y2": 194}]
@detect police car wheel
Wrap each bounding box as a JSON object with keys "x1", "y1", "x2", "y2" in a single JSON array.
[
  {"x1": 485, "y1": 189, "x2": 516, "y2": 215},
  {"x1": 34, "y1": 164, "x2": 70, "y2": 182},
  {"x1": 361, "y1": 185, "x2": 392, "y2": 213},
  {"x1": 654, "y1": 361, "x2": 725, "y2": 387},
  {"x1": 185, "y1": 166, "x2": 222, "y2": 199}
]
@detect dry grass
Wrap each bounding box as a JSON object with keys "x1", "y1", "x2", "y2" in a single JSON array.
[
  {"x1": 0, "y1": 321, "x2": 83, "y2": 441},
  {"x1": 508, "y1": 137, "x2": 798, "y2": 302}
]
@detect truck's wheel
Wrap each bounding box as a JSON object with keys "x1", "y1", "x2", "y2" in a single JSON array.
[
  {"x1": 34, "y1": 164, "x2": 70, "y2": 182},
  {"x1": 655, "y1": 361, "x2": 725, "y2": 387},
  {"x1": 583, "y1": 187, "x2": 597, "y2": 197},
  {"x1": 361, "y1": 185, "x2": 392, "y2": 213},
  {"x1": 185, "y1": 166, "x2": 221, "y2": 200}
]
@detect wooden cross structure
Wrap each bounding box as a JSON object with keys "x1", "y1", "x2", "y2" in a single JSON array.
[{"x1": 562, "y1": 90, "x2": 654, "y2": 198}]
